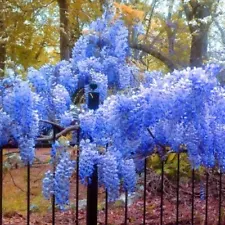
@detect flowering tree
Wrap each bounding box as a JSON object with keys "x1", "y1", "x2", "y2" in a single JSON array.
[
  {"x1": 1, "y1": 6, "x2": 225, "y2": 209},
  {"x1": 0, "y1": 8, "x2": 141, "y2": 207}
]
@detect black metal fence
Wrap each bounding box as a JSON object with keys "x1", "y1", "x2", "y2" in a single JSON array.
[
  {"x1": 0, "y1": 86, "x2": 224, "y2": 225},
  {"x1": 0, "y1": 147, "x2": 225, "y2": 225}
]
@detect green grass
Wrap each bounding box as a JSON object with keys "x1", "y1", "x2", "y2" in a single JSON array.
[{"x1": 3, "y1": 165, "x2": 50, "y2": 216}]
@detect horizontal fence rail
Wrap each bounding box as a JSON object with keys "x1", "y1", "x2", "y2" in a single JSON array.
[{"x1": 0, "y1": 147, "x2": 225, "y2": 224}]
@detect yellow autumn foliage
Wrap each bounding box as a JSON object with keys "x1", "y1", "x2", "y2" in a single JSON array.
[
  {"x1": 114, "y1": 2, "x2": 144, "y2": 26},
  {"x1": 1, "y1": 0, "x2": 103, "y2": 73}
]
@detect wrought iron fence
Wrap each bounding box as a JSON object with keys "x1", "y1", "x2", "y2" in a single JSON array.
[
  {"x1": 0, "y1": 146, "x2": 224, "y2": 225},
  {"x1": 0, "y1": 87, "x2": 224, "y2": 225}
]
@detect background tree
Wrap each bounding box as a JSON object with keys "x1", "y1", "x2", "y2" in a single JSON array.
[
  {"x1": 0, "y1": 0, "x2": 104, "y2": 76},
  {"x1": 0, "y1": 0, "x2": 59, "y2": 76},
  {"x1": 0, "y1": 0, "x2": 7, "y2": 76},
  {"x1": 127, "y1": 0, "x2": 225, "y2": 71},
  {"x1": 57, "y1": 0, "x2": 104, "y2": 60},
  {"x1": 1, "y1": 0, "x2": 225, "y2": 76}
]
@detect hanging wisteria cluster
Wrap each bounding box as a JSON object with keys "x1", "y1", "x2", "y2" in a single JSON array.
[
  {"x1": 42, "y1": 146, "x2": 75, "y2": 209},
  {"x1": 78, "y1": 64, "x2": 225, "y2": 199},
  {"x1": 0, "y1": 76, "x2": 39, "y2": 164},
  {"x1": 1, "y1": 6, "x2": 225, "y2": 209}
]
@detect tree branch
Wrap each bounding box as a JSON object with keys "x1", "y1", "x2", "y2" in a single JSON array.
[
  {"x1": 8, "y1": 170, "x2": 27, "y2": 194},
  {"x1": 144, "y1": 0, "x2": 158, "y2": 39},
  {"x1": 40, "y1": 119, "x2": 64, "y2": 130},
  {"x1": 181, "y1": 0, "x2": 193, "y2": 21},
  {"x1": 214, "y1": 19, "x2": 225, "y2": 45},
  {"x1": 37, "y1": 125, "x2": 79, "y2": 142},
  {"x1": 130, "y1": 42, "x2": 177, "y2": 71},
  {"x1": 2, "y1": 124, "x2": 80, "y2": 148},
  {"x1": 189, "y1": 0, "x2": 199, "y2": 10}
]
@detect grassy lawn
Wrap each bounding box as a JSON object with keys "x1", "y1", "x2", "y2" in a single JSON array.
[{"x1": 3, "y1": 149, "x2": 51, "y2": 216}]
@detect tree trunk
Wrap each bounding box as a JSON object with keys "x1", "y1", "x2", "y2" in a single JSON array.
[
  {"x1": 190, "y1": 30, "x2": 208, "y2": 67},
  {"x1": 57, "y1": 0, "x2": 70, "y2": 60},
  {"x1": 189, "y1": 3, "x2": 210, "y2": 67},
  {"x1": 0, "y1": 34, "x2": 6, "y2": 78},
  {"x1": 99, "y1": 0, "x2": 106, "y2": 12},
  {"x1": 0, "y1": 0, "x2": 6, "y2": 77}
]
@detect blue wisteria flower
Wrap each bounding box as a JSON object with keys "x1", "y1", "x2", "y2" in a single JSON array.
[
  {"x1": 54, "y1": 152, "x2": 75, "y2": 208},
  {"x1": 98, "y1": 153, "x2": 120, "y2": 201},
  {"x1": 1, "y1": 78, "x2": 39, "y2": 164},
  {"x1": 55, "y1": 60, "x2": 78, "y2": 95},
  {"x1": 70, "y1": 9, "x2": 138, "y2": 93},
  {"x1": 28, "y1": 67, "x2": 48, "y2": 93},
  {"x1": 79, "y1": 139, "x2": 99, "y2": 184},
  {"x1": 120, "y1": 159, "x2": 136, "y2": 193},
  {"x1": 0, "y1": 111, "x2": 12, "y2": 147},
  {"x1": 60, "y1": 111, "x2": 74, "y2": 127},
  {"x1": 43, "y1": 149, "x2": 75, "y2": 208},
  {"x1": 52, "y1": 84, "x2": 71, "y2": 117},
  {"x1": 42, "y1": 170, "x2": 54, "y2": 200}
]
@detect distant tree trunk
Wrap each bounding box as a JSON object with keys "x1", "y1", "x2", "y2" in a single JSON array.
[
  {"x1": 99, "y1": 0, "x2": 106, "y2": 12},
  {"x1": 0, "y1": 0, "x2": 6, "y2": 77},
  {"x1": 0, "y1": 32, "x2": 6, "y2": 78},
  {"x1": 190, "y1": 29, "x2": 208, "y2": 67},
  {"x1": 189, "y1": 3, "x2": 210, "y2": 67},
  {"x1": 57, "y1": 0, "x2": 70, "y2": 60},
  {"x1": 182, "y1": 1, "x2": 213, "y2": 67}
]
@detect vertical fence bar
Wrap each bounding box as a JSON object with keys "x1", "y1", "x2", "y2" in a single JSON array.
[
  {"x1": 27, "y1": 163, "x2": 30, "y2": 225},
  {"x1": 105, "y1": 143, "x2": 108, "y2": 225},
  {"x1": 86, "y1": 166, "x2": 98, "y2": 225},
  {"x1": 52, "y1": 127, "x2": 56, "y2": 225},
  {"x1": 124, "y1": 190, "x2": 128, "y2": 225},
  {"x1": 143, "y1": 157, "x2": 147, "y2": 225},
  {"x1": 160, "y1": 159, "x2": 164, "y2": 225},
  {"x1": 218, "y1": 171, "x2": 222, "y2": 225},
  {"x1": 191, "y1": 169, "x2": 195, "y2": 225},
  {"x1": 86, "y1": 84, "x2": 99, "y2": 225},
  {"x1": 105, "y1": 190, "x2": 108, "y2": 225},
  {"x1": 205, "y1": 171, "x2": 209, "y2": 225},
  {"x1": 176, "y1": 153, "x2": 180, "y2": 225},
  {"x1": 0, "y1": 147, "x2": 3, "y2": 225},
  {"x1": 76, "y1": 128, "x2": 80, "y2": 225},
  {"x1": 75, "y1": 151, "x2": 79, "y2": 225}
]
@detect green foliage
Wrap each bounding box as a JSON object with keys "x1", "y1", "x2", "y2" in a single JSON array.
[
  {"x1": 147, "y1": 152, "x2": 191, "y2": 179},
  {"x1": 147, "y1": 151, "x2": 207, "y2": 182},
  {"x1": 113, "y1": 199, "x2": 124, "y2": 208}
]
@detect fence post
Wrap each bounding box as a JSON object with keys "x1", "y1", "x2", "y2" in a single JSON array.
[
  {"x1": 52, "y1": 126, "x2": 57, "y2": 225},
  {"x1": 27, "y1": 162, "x2": 30, "y2": 225},
  {"x1": 76, "y1": 127, "x2": 80, "y2": 225},
  {"x1": 86, "y1": 83, "x2": 99, "y2": 225}
]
